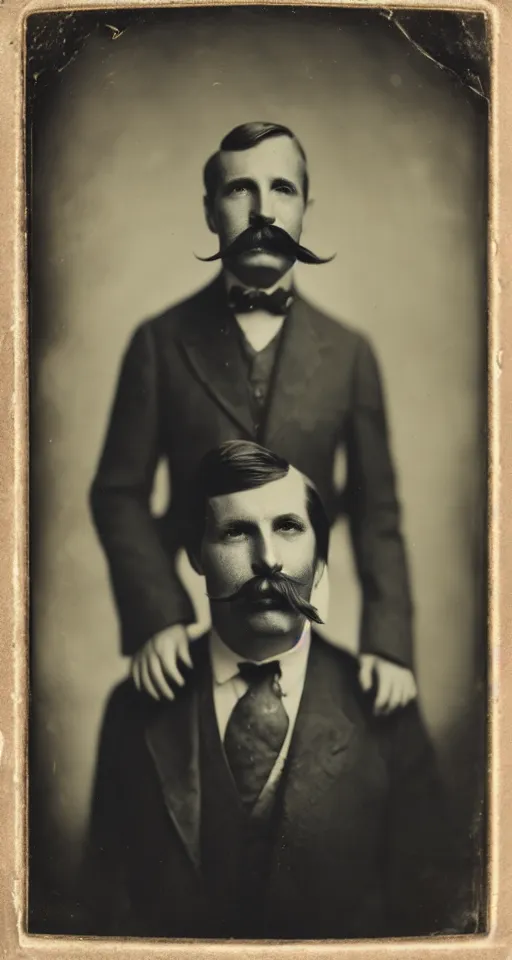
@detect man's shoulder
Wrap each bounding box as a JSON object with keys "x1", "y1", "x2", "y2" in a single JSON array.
[
  {"x1": 309, "y1": 635, "x2": 429, "y2": 748},
  {"x1": 309, "y1": 633, "x2": 363, "y2": 701},
  {"x1": 137, "y1": 277, "x2": 222, "y2": 342},
  {"x1": 100, "y1": 677, "x2": 159, "y2": 738},
  {"x1": 295, "y1": 292, "x2": 368, "y2": 351},
  {"x1": 102, "y1": 634, "x2": 210, "y2": 729}
]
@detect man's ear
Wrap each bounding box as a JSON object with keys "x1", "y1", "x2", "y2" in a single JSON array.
[
  {"x1": 203, "y1": 195, "x2": 218, "y2": 235},
  {"x1": 187, "y1": 545, "x2": 204, "y2": 576},
  {"x1": 313, "y1": 557, "x2": 325, "y2": 589},
  {"x1": 298, "y1": 197, "x2": 314, "y2": 236},
  {"x1": 311, "y1": 559, "x2": 329, "y2": 624}
]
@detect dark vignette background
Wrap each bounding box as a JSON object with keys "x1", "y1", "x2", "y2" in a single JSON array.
[{"x1": 26, "y1": 6, "x2": 489, "y2": 935}]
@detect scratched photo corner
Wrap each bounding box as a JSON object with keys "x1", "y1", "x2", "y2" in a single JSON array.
[{"x1": 27, "y1": 4, "x2": 489, "y2": 941}]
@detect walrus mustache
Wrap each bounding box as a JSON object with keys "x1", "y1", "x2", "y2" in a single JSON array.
[
  {"x1": 207, "y1": 570, "x2": 324, "y2": 625},
  {"x1": 196, "y1": 223, "x2": 335, "y2": 266}
]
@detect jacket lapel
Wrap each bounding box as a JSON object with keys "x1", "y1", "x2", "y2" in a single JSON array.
[
  {"x1": 179, "y1": 276, "x2": 255, "y2": 437},
  {"x1": 144, "y1": 636, "x2": 357, "y2": 911},
  {"x1": 262, "y1": 295, "x2": 326, "y2": 449},
  {"x1": 145, "y1": 672, "x2": 203, "y2": 871},
  {"x1": 278, "y1": 639, "x2": 356, "y2": 831}
]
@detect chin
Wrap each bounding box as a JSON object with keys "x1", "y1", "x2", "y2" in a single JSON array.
[
  {"x1": 240, "y1": 249, "x2": 283, "y2": 265},
  {"x1": 246, "y1": 609, "x2": 297, "y2": 635},
  {"x1": 228, "y1": 252, "x2": 293, "y2": 288}
]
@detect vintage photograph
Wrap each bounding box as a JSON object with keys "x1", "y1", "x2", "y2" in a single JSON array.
[{"x1": 27, "y1": 5, "x2": 489, "y2": 940}]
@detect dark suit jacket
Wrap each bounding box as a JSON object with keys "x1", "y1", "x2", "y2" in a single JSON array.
[
  {"x1": 83, "y1": 635, "x2": 467, "y2": 940},
  {"x1": 90, "y1": 275, "x2": 413, "y2": 663}
]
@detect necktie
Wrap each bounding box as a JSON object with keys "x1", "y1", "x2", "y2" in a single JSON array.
[
  {"x1": 224, "y1": 661, "x2": 289, "y2": 808},
  {"x1": 228, "y1": 286, "x2": 294, "y2": 316}
]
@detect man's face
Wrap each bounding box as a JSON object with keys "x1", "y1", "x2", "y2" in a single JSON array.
[
  {"x1": 205, "y1": 136, "x2": 307, "y2": 287},
  {"x1": 199, "y1": 470, "x2": 319, "y2": 650}
]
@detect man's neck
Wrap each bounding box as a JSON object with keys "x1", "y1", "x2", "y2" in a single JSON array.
[
  {"x1": 211, "y1": 618, "x2": 308, "y2": 663},
  {"x1": 224, "y1": 268, "x2": 293, "y2": 352},
  {"x1": 224, "y1": 267, "x2": 294, "y2": 296}
]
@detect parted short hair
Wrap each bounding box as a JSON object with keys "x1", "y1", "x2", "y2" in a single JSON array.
[
  {"x1": 203, "y1": 121, "x2": 309, "y2": 204},
  {"x1": 189, "y1": 440, "x2": 329, "y2": 562}
]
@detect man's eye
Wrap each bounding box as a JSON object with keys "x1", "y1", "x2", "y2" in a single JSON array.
[
  {"x1": 221, "y1": 527, "x2": 247, "y2": 541},
  {"x1": 274, "y1": 183, "x2": 296, "y2": 196},
  {"x1": 226, "y1": 184, "x2": 249, "y2": 197},
  {"x1": 276, "y1": 520, "x2": 304, "y2": 535}
]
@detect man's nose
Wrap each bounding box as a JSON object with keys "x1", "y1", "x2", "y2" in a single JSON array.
[
  {"x1": 250, "y1": 211, "x2": 276, "y2": 227},
  {"x1": 252, "y1": 532, "x2": 280, "y2": 572},
  {"x1": 252, "y1": 560, "x2": 283, "y2": 578},
  {"x1": 249, "y1": 197, "x2": 276, "y2": 226}
]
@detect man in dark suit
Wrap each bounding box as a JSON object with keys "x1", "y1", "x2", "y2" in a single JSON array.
[
  {"x1": 90, "y1": 120, "x2": 416, "y2": 711},
  {"x1": 85, "y1": 441, "x2": 462, "y2": 939}
]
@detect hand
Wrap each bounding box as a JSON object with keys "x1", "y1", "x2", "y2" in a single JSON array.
[
  {"x1": 131, "y1": 624, "x2": 193, "y2": 701},
  {"x1": 358, "y1": 654, "x2": 417, "y2": 716}
]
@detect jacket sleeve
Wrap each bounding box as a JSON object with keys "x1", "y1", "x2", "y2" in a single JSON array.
[
  {"x1": 344, "y1": 335, "x2": 414, "y2": 668},
  {"x1": 90, "y1": 323, "x2": 195, "y2": 655},
  {"x1": 381, "y1": 703, "x2": 480, "y2": 936},
  {"x1": 80, "y1": 684, "x2": 137, "y2": 935}
]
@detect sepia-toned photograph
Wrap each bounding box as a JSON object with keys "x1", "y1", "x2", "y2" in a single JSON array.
[{"x1": 27, "y1": 5, "x2": 489, "y2": 941}]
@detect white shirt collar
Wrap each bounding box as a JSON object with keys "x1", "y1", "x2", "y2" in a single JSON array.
[{"x1": 210, "y1": 624, "x2": 311, "y2": 695}]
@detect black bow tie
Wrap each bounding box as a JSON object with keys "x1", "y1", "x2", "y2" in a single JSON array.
[
  {"x1": 237, "y1": 660, "x2": 282, "y2": 685},
  {"x1": 228, "y1": 286, "x2": 294, "y2": 316}
]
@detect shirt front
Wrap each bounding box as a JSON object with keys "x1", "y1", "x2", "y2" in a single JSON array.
[
  {"x1": 224, "y1": 268, "x2": 292, "y2": 344},
  {"x1": 224, "y1": 269, "x2": 292, "y2": 436},
  {"x1": 235, "y1": 326, "x2": 283, "y2": 436},
  {"x1": 209, "y1": 626, "x2": 311, "y2": 801}
]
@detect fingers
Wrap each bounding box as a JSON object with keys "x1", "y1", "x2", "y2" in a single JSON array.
[
  {"x1": 401, "y1": 674, "x2": 418, "y2": 708},
  {"x1": 160, "y1": 651, "x2": 186, "y2": 688},
  {"x1": 371, "y1": 662, "x2": 418, "y2": 715},
  {"x1": 178, "y1": 637, "x2": 193, "y2": 670},
  {"x1": 140, "y1": 656, "x2": 161, "y2": 701},
  {"x1": 380, "y1": 679, "x2": 402, "y2": 715},
  {"x1": 153, "y1": 627, "x2": 191, "y2": 686},
  {"x1": 146, "y1": 651, "x2": 176, "y2": 701},
  {"x1": 131, "y1": 629, "x2": 195, "y2": 701},
  {"x1": 373, "y1": 669, "x2": 394, "y2": 715},
  {"x1": 358, "y1": 655, "x2": 375, "y2": 693},
  {"x1": 131, "y1": 655, "x2": 141, "y2": 692}
]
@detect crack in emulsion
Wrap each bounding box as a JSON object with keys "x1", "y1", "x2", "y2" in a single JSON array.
[{"x1": 382, "y1": 9, "x2": 489, "y2": 102}]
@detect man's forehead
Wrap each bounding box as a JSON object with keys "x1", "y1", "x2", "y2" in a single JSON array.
[
  {"x1": 209, "y1": 469, "x2": 309, "y2": 522},
  {"x1": 217, "y1": 136, "x2": 305, "y2": 184}
]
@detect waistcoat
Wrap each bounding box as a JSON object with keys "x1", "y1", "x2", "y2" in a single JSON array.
[{"x1": 198, "y1": 666, "x2": 285, "y2": 938}]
